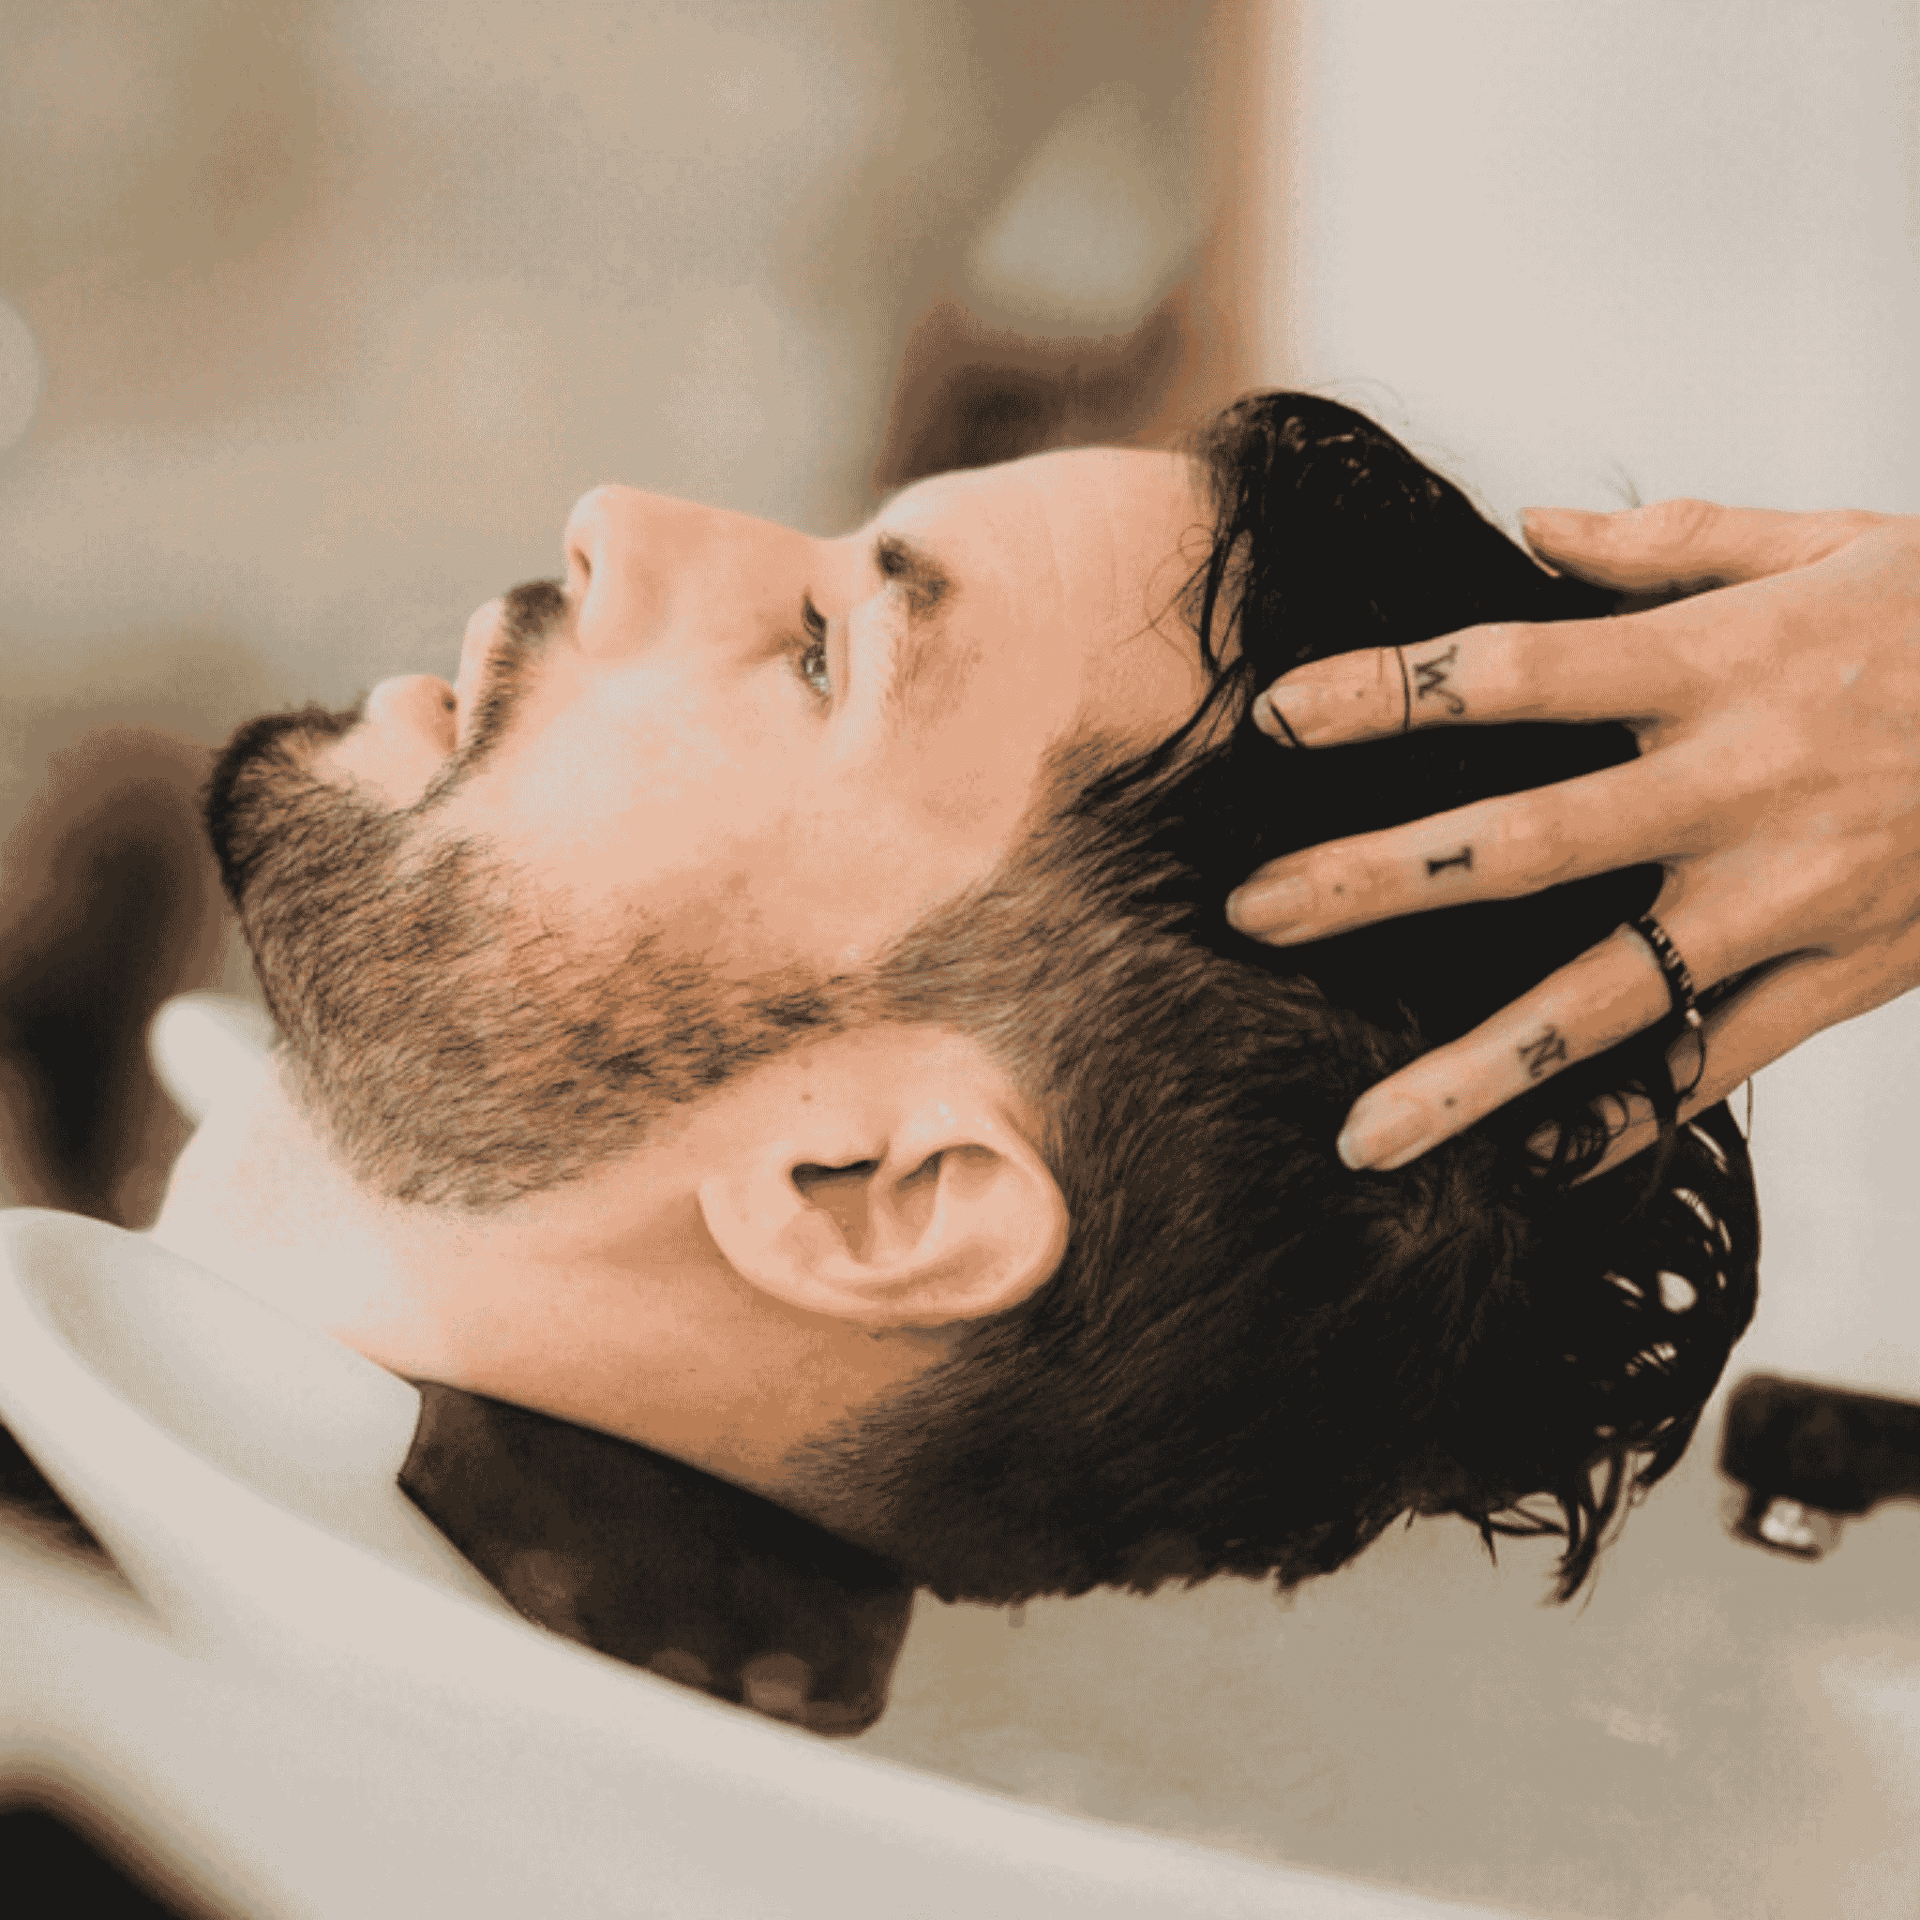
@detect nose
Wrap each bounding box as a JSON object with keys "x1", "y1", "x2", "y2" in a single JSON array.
[
  {"x1": 561, "y1": 484, "x2": 814, "y2": 662},
  {"x1": 562, "y1": 483, "x2": 621, "y2": 597},
  {"x1": 563, "y1": 483, "x2": 703, "y2": 659}
]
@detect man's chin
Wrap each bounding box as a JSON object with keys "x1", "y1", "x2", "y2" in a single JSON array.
[
  {"x1": 208, "y1": 703, "x2": 363, "y2": 794},
  {"x1": 202, "y1": 702, "x2": 372, "y2": 906}
]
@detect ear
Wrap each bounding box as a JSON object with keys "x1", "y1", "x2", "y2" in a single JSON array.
[{"x1": 696, "y1": 1066, "x2": 1068, "y2": 1331}]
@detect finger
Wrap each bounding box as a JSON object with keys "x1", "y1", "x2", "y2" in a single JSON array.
[
  {"x1": 1345, "y1": 940, "x2": 1853, "y2": 1181},
  {"x1": 1521, "y1": 499, "x2": 1881, "y2": 596},
  {"x1": 1228, "y1": 753, "x2": 1696, "y2": 944},
  {"x1": 1330, "y1": 916, "x2": 1696, "y2": 1170},
  {"x1": 1341, "y1": 1026, "x2": 1721, "y2": 1183},
  {"x1": 1580, "y1": 946, "x2": 1897, "y2": 1179},
  {"x1": 1252, "y1": 607, "x2": 1694, "y2": 749},
  {"x1": 1534, "y1": 1038, "x2": 1735, "y2": 1186}
]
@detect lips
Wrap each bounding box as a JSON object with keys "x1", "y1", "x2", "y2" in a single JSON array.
[
  {"x1": 455, "y1": 597, "x2": 506, "y2": 717},
  {"x1": 444, "y1": 582, "x2": 567, "y2": 761},
  {"x1": 363, "y1": 673, "x2": 458, "y2": 751}
]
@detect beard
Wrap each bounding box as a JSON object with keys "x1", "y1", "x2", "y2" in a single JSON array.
[{"x1": 203, "y1": 706, "x2": 842, "y2": 1213}]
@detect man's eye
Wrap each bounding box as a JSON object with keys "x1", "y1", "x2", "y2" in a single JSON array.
[{"x1": 797, "y1": 595, "x2": 832, "y2": 701}]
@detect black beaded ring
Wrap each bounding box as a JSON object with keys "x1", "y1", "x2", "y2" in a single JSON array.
[{"x1": 1630, "y1": 912, "x2": 1704, "y2": 1031}]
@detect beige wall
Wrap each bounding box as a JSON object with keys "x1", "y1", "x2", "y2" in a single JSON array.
[
  {"x1": 0, "y1": 0, "x2": 1242, "y2": 1213},
  {"x1": 0, "y1": 0, "x2": 1225, "y2": 835}
]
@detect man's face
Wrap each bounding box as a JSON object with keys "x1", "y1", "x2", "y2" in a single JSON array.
[
  {"x1": 210, "y1": 447, "x2": 1213, "y2": 1204},
  {"x1": 341, "y1": 447, "x2": 1207, "y2": 966}
]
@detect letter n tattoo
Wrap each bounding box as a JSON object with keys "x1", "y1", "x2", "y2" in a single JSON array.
[{"x1": 1518, "y1": 1027, "x2": 1569, "y2": 1080}]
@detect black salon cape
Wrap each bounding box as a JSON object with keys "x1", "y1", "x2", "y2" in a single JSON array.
[{"x1": 1, "y1": 1384, "x2": 913, "y2": 1739}]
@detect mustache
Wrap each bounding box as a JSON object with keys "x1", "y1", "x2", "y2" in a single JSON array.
[
  {"x1": 204, "y1": 576, "x2": 571, "y2": 894},
  {"x1": 500, "y1": 577, "x2": 568, "y2": 651},
  {"x1": 454, "y1": 577, "x2": 567, "y2": 772}
]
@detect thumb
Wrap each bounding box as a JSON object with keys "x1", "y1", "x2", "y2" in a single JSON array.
[{"x1": 1520, "y1": 498, "x2": 1870, "y2": 595}]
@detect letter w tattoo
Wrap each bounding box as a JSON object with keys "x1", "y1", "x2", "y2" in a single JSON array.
[{"x1": 1412, "y1": 643, "x2": 1466, "y2": 715}]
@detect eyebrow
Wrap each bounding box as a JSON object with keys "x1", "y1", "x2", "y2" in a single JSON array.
[{"x1": 872, "y1": 530, "x2": 961, "y2": 725}]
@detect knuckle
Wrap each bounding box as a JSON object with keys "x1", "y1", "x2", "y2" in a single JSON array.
[
  {"x1": 1790, "y1": 508, "x2": 1885, "y2": 568},
  {"x1": 1387, "y1": 1053, "x2": 1490, "y2": 1131},
  {"x1": 1641, "y1": 496, "x2": 1720, "y2": 547},
  {"x1": 1327, "y1": 844, "x2": 1398, "y2": 915},
  {"x1": 1497, "y1": 808, "x2": 1580, "y2": 890},
  {"x1": 1832, "y1": 509, "x2": 1885, "y2": 538},
  {"x1": 1778, "y1": 842, "x2": 1865, "y2": 936},
  {"x1": 1362, "y1": 645, "x2": 1406, "y2": 725},
  {"x1": 1479, "y1": 623, "x2": 1537, "y2": 707},
  {"x1": 1475, "y1": 1007, "x2": 1577, "y2": 1089},
  {"x1": 1284, "y1": 837, "x2": 1405, "y2": 926}
]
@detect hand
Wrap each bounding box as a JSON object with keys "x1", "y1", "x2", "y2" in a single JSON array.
[{"x1": 1225, "y1": 499, "x2": 1920, "y2": 1174}]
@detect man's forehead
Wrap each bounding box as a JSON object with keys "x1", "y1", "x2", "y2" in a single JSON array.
[
  {"x1": 875, "y1": 448, "x2": 1195, "y2": 630},
  {"x1": 881, "y1": 444, "x2": 1184, "y2": 522}
]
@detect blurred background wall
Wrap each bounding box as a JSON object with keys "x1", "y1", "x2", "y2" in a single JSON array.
[
  {"x1": 6, "y1": 4, "x2": 1920, "y2": 1917},
  {"x1": 0, "y1": 0, "x2": 1259, "y2": 1222}
]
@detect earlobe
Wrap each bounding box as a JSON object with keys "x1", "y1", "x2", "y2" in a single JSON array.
[{"x1": 698, "y1": 1111, "x2": 1067, "y2": 1330}]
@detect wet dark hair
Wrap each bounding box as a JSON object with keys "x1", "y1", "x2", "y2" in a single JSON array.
[{"x1": 795, "y1": 391, "x2": 1759, "y2": 1605}]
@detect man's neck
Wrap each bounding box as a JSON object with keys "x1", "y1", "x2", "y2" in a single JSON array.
[
  {"x1": 146, "y1": 1052, "x2": 935, "y2": 1508},
  {"x1": 152, "y1": 1052, "x2": 459, "y2": 1369}
]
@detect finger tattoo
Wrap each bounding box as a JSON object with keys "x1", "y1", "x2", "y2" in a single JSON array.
[
  {"x1": 1425, "y1": 845, "x2": 1473, "y2": 876},
  {"x1": 1411, "y1": 643, "x2": 1466, "y2": 716},
  {"x1": 1518, "y1": 1026, "x2": 1570, "y2": 1080}
]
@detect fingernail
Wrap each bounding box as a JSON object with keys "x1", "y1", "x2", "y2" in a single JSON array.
[
  {"x1": 1258, "y1": 686, "x2": 1320, "y2": 747},
  {"x1": 1226, "y1": 877, "x2": 1311, "y2": 934},
  {"x1": 1520, "y1": 509, "x2": 1577, "y2": 575},
  {"x1": 1522, "y1": 505, "x2": 1606, "y2": 546},
  {"x1": 1336, "y1": 1100, "x2": 1432, "y2": 1171}
]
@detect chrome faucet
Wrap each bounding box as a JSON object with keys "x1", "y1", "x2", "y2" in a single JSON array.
[{"x1": 1720, "y1": 1372, "x2": 1920, "y2": 1560}]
